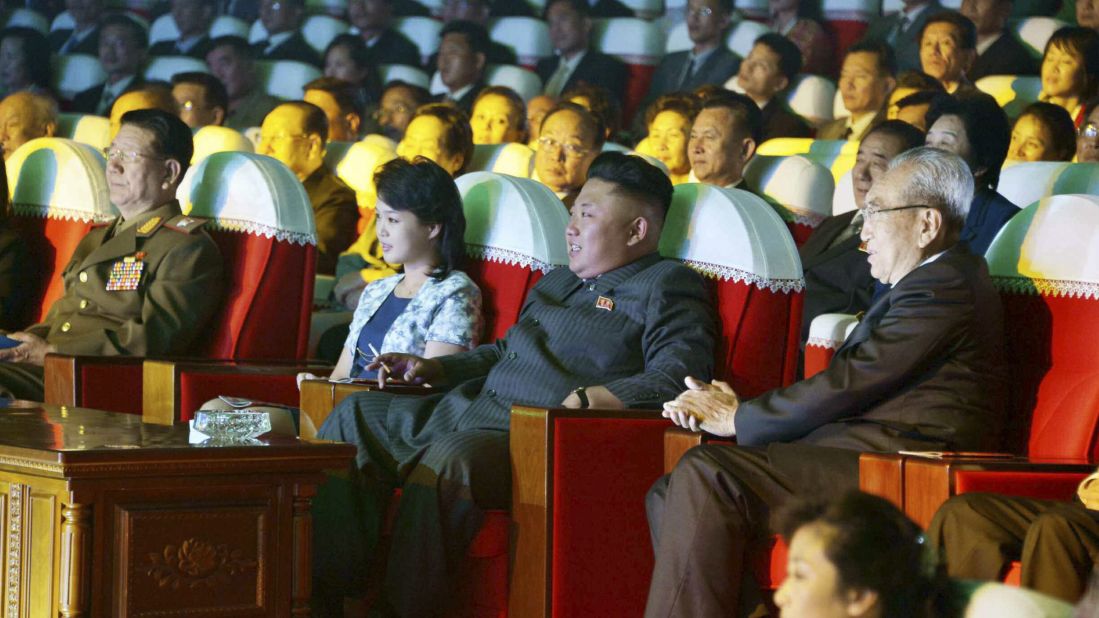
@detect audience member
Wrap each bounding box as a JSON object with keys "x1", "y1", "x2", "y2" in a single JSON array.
[
  {"x1": 258, "y1": 101, "x2": 359, "y2": 274},
  {"x1": 775, "y1": 492, "x2": 954, "y2": 618},
  {"x1": 638, "y1": 93, "x2": 697, "y2": 184},
  {"x1": 537, "y1": 0, "x2": 627, "y2": 104},
  {"x1": 643, "y1": 0, "x2": 739, "y2": 105},
  {"x1": 149, "y1": 0, "x2": 216, "y2": 58},
  {"x1": 171, "y1": 72, "x2": 228, "y2": 128},
  {"x1": 374, "y1": 80, "x2": 431, "y2": 142},
  {"x1": 1008, "y1": 101, "x2": 1078, "y2": 161},
  {"x1": 346, "y1": 0, "x2": 420, "y2": 65},
  {"x1": 0, "y1": 157, "x2": 32, "y2": 332},
  {"x1": 531, "y1": 101, "x2": 602, "y2": 204},
  {"x1": 929, "y1": 470, "x2": 1099, "y2": 605},
  {"x1": 1039, "y1": 27, "x2": 1099, "y2": 126},
  {"x1": 312, "y1": 151, "x2": 716, "y2": 617},
  {"x1": 322, "y1": 34, "x2": 383, "y2": 111},
  {"x1": 767, "y1": 0, "x2": 834, "y2": 76},
  {"x1": 434, "y1": 0, "x2": 517, "y2": 65},
  {"x1": 304, "y1": 77, "x2": 364, "y2": 142},
  {"x1": 919, "y1": 11, "x2": 979, "y2": 93},
  {"x1": 819, "y1": 42, "x2": 896, "y2": 140},
  {"x1": 50, "y1": 0, "x2": 102, "y2": 55},
  {"x1": 1080, "y1": 0, "x2": 1099, "y2": 31},
  {"x1": 396, "y1": 102, "x2": 474, "y2": 177},
  {"x1": 0, "y1": 28, "x2": 54, "y2": 98},
  {"x1": 732, "y1": 33, "x2": 812, "y2": 141},
  {"x1": 0, "y1": 109, "x2": 223, "y2": 402},
  {"x1": 582, "y1": 0, "x2": 633, "y2": 18},
  {"x1": 799, "y1": 120, "x2": 924, "y2": 344},
  {"x1": 206, "y1": 36, "x2": 282, "y2": 131},
  {"x1": 0, "y1": 92, "x2": 56, "y2": 160},
  {"x1": 961, "y1": 0, "x2": 1039, "y2": 80},
  {"x1": 647, "y1": 146, "x2": 1006, "y2": 616},
  {"x1": 564, "y1": 82, "x2": 620, "y2": 141},
  {"x1": 688, "y1": 91, "x2": 760, "y2": 190},
  {"x1": 434, "y1": 20, "x2": 489, "y2": 115},
  {"x1": 890, "y1": 90, "x2": 949, "y2": 130},
  {"x1": 470, "y1": 85, "x2": 527, "y2": 144},
  {"x1": 1076, "y1": 96, "x2": 1099, "y2": 162},
  {"x1": 925, "y1": 92, "x2": 1019, "y2": 255},
  {"x1": 863, "y1": 0, "x2": 948, "y2": 72},
  {"x1": 254, "y1": 0, "x2": 321, "y2": 66},
  {"x1": 72, "y1": 14, "x2": 148, "y2": 116},
  {"x1": 108, "y1": 84, "x2": 178, "y2": 139},
  {"x1": 526, "y1": 94, "x2": 555, "y2": 147}
]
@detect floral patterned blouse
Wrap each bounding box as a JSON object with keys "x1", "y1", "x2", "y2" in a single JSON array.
[{"x1": 343, "y1": 270, "x2": 483, "y2": 358}]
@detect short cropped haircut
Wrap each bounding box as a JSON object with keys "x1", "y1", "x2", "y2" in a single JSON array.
[
  {"x1": 643, "y1": 92, "x2": 700, "y2": 130},
  {"x1": 925, "y1": 91, "x2": 1010, "y2": 190},
  {"x1": 383, "y1": 80, "x2": 432, "y2": 106},
  {"x1": 305, "y1": 76, "x2": 364, "y2": 117},
  {"x1": 439, "y1": 20, "x2": 489, "y2": 57},
  {"x1": 587, "y1": 152, "x2": 674, "y2": 220},
  {"x1": 698, "y1": 91, "x2": 762, "y2": 145},
  {"x1": 541, "y1": 101, "x2": 606, "y2": 150},
  {"x1": 277, "y1": 100, "x2": 330, "y2": 141},
  {"x1": 755, "y1": 33, "x2": 803, "y2": 83},
  {"x1": 119, "y1": 108, "x2": 194, "y2": 177},
  {"x1": 562, "y1": 82, "x2": 620, "y2": 136},
  {"x1": 1017, "y1": 101, "x2": 1078, "y2": 161},
  {"x1": 207, "y1": 35, "x2": 255, "y2": 59},
  {"x1": 474, "y1": 85, "x2": 528, "y2": 136},
  {"x1": 894, "y1": 69, "x2": 946, "y2": 93},
  {"x1": 373, "y1": 156, "x2": 467, "y2": 276},
  {"x1": 864, "y1": 119, "x2": 926, "y2": 152},
  {"x1": 921, "y1": 11, "x2": 977, "y2": 50},
  {"x1": 411, "y1": 102, "x2": 474, "y2": 175},
  {"x1": 171, "y1": 71, "x2": 229, "y2": 113},
  {"x1": 0, "y1": 27, "x2": 52, "y2": 91},
  {"x1": 101, "y1": 12, "x2": 148, "y2": 49},
  {"x1": 542, "y1": 0, "x2": 590, "y2": 19},
  {"x1": 895, "y1": 89, "x2": 950, "y2": 110},
  {"x1": 888, "y1": 146, "x2": 974, "y2": 239},
  {"x1": 323, "y1": 34, "x2": 383, "y2": 103},
  {"x1": 845, "y1": 40, "x2": 898, "y2": 77}
]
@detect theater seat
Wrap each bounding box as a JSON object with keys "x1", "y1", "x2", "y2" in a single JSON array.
[
  {"x1": 997, "y1": 161, "x2": 1069, "y2": 208},
  {"x1": 785, "y1": 74, "x2": 836, "y2": 126},
  {"x1": 143, "y1": 55, "x2": 208, "y2": 83},
  {"x1": 6, "y1": 137, "x2": 113, "y2": 328},
  {"x1": 5, "y1": 8, "x2": 49, "y2": 33},
  {"x1": 804, "y1": 313, "x2": 859, "y2": 378},
  {"x1": 393, "y1": 16, "x2": 442, "y2": 65},
  {"x1": 592, "y1": 17, "x2": 664, "y2": 125},
  {"x1": 468, "y1": 143, "x2": 535, "y2": 177},
  {"x1": 148, "y1": 13, "x2": 179, "y2": 45},
  {"x1": 1051, "y1": 161, "x2": 1099, "y2": 196},
  {"x1": 55, "y1": 113, "x2": 111, "y2": 151},
  {"x1": 209, "y1": 15, "x2": 250, "y2": 39},
  {"x1": 743, "y1": 154, "x2": 835, "y2": 246},
  {"x1": 52, "y1": 54, "x2": 106, "y2": 100},
  {"x1": 833, "y1": 169, "x2": 858, "y2": 215},
  {"x1": 976, "y1": 74, "x2": 1042, "y2": 119},
  {"x1": 488, "y1": 17, "x2": 551, "y2": 69},
  {"x1": 725, "y1": 20, "x2": 770, "y2": 58},
  {"x1": 1009, "y1": 16, "x2": 1068, "y2": 58},
  {"x1": 619, "y1": 0, "x2": 661, "y2": 19},
  {"x1": 256, "y1": 59, "x2": 322, "y2": 100},
  {"x1": 824, "y1": 0, "x2": 874, "y2": 60},
  {"x1": 378, "y1": 63, "x2": 431, "y2": 89},
  {"x1": 757, "y1": 138, "x2": 856, "y2": 183},
  {"x1": 191, "y1": 125, "x2": 254, "y2": 164},
  {"x1": 45, "y1": 152, "x2": 318, "y2": 418},
  {"x1": 663, "y1": 21, "x2": 691, "y2": 53},
  {"x1": 511, "y1": 184, "x2": 804, "y2": 617},
  {"x1": 484, "y1": 64, "x2": 541, "y2": 102},
  {"x1": 302, "y1": 14, "x2": 350, "y2": 54}
]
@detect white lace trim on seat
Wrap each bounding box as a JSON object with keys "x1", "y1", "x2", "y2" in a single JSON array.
[
  {"x1": 12, "y1": 203, "x2": 116, "y2": 224},
  {"x1": 788, "y1": 210, "x2": 827, "y2": 228},
  {"x1": 467, "y1": 245, "x2": 556, "y2": 274},
  {"x1": 207, "y1": 218, "x2": 317, "y2": 246},
  {"x1": 993, "y1": 276, "x2": 1099, "y2": 300},
  {"x1": 806, "y1": 336, "x2": 844, "y2": 350},
  {"x1": 682, "y1": 259, "x2": 805, "y2": 293}
]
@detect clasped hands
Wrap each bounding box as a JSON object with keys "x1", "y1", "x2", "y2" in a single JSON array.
[
  {"x1": 0, "y1": 332, "x2": 55, "y2": 367},
  {"x1": 662, "y1": 376, "x2": 740, "y2": 437}
]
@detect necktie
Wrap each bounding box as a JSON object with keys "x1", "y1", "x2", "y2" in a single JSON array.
[
  {"x1": 96, "y1": 86, "x2": 115, "y2": 116},
  {"x1": 828, "y1": 213, "x2": 863, "y2": 250},
  {"x1": 60, "y1": 33, "x2": 77, "y2": 54},
  {"x1": 544, "y1": 59, "x2": 571, "y2": 97},
  {"x1": 842, "y1": 126, "x2": 853, "y2": 140},
  {"x1": 678, "y1": 56, "x2": 696, "y2": 90},
  {"x1": 888, "y1": 15, "x2": 910, "y2": 45}
]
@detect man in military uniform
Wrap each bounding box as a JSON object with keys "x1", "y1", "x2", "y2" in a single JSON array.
[{"x1": 0, "y1": 109, "x2": 224, "y2": 401}]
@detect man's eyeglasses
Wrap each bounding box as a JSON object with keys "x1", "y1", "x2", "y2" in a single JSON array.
[
  {"x1": 1079, "y1": 123, "x2": 1099, "y2": 140},
  {"x1": 258, "y1": 133, "x2": 312, "y2": 144},
  {"x1": 373, "y1": 105, "x2": 412, "y2": 120},
  {"x1": 862, "y1": 203, "x2": 935, "y2": 222},
  {"x1": 687, "y1": 6, "x2": 713, "y2": 18},
  {"x1": 537, "y1": 136, "x2": 590, "y2": 158},
  {"x1": 101, "y1": 148, "x2": 165, "y2": 163}
]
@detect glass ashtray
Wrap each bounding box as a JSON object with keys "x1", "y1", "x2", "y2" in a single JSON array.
[{"x1": 193, "y1": 409, "x2": 272, "y2": 442}]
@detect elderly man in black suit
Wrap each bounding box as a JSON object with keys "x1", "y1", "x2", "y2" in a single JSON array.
[
  {"x1": 254, "y1": 0, "x2": 322, "y2": 66},
  {"x1": 798, "y1": 120, "x2": 925, "y2": 344},
  {"x1": 863, "y1": 0, "x2": 947, "y2": 72},
  {"x1": 961, "y1": 0, "x2": 1039, "y2": 80},
  {"x1": 537, "y1": 0, "x2": 627, "y2": 104},
  {"x1": 643, "y1": 0, "x2": 739, "y2": 104},
  {"x1": 311, "y1": 151, "x2": 717, "y2": 617},
  {"x1": 645, "y1": 146, "x2": 1007, "y2": 618}
]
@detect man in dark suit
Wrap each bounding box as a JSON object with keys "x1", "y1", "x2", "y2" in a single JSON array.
[
  {"x1": 71, "y1": 14, "x2": 147, "y2": 116},
  {"x1": 253, "y1": 0, "x2": 322, "y2": 67},
  {"x1": 863, "y1": 0, "x2": 947, "y2": 72},
  {"x1": 206, "y1": 36, "x2": 283, "y2": 130},
  {"x1": 49, "y1": 0, "x2": 101, "y2": 54},
  {"x1": 642, "y1": 0, "x2": 739, "y2": 106},
  {"x1": 347, "y1": 0, "x2": 421, "y2": 65},
  {"x1": 732, "y1": 33, "x2": 811, "y2": 141},
  {"x1": 919, "y1": 11, "x2": 979, "y2": 94},
  {"x1": 646, "y1": 146, "x2": 1007, "y2": 617},
  {"x1": 818, "y1": 41, "x2": 896, "y2": 140},
  {"x1": 961, "y1": 0, "x2": 1039, "y2": 80},
  {"x1": 537, "y1": 0, "x2": 628, "y2": 105},
  {"x1": 432, "y1": 0, "x2": 518, "y2": 65},
  {"x1": 148, "y1": 0, "x2": 216, "y2": 58},
  {"x1": 687, "y1": 91, "x2": 760, "y2": 191},
  {"x1": 799, "y1": 120, "x2": 924, "y2": 344},
  {"x1": 311, "y1": 152, "x2": 717, "y2": 616},
  {"x1": 433, "y1": 20, "x2": 489, "y2": 115}
]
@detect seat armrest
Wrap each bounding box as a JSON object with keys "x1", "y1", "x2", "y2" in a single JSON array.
[
  {"x1": 858, "y1": 452, "x2": 906, "y2": 510},
  {"x1": 298, "y1": 380, "x2": 436, "y2": 439},
  {"x1": 804, "y1": 313, "x2": 858, "y2": 378},
  {"x1": 44, "y1": 353, "x2": 145, "y2": 414},
  {"x1": 663, "y1": 428, "x2": 703, "y2": 474}
]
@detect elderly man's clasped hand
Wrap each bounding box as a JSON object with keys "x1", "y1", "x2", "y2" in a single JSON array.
[{"x1": 662, "y1": 376, "x2": 739, "y2": 437}]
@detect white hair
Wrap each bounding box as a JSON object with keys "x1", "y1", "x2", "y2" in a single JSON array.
[{"x1": 887, "y1": 147, "x2": 973, "y2": 237}]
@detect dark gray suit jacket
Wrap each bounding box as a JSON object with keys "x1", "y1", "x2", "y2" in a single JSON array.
[
  {"x1": 737, "y1": 246, "x2": 1007, "y2": 453},
  {"x1": 970, "y1": 32, "x2": 1040, "y2": 81},
  {"x1": 536, "y1": 50, "x2": 629, "y2": 104},
  {"x1": 862, "y1": 0, "x2": 946, "y2": 72},
  {"x1": 798, "y1": 210, "x2": 873, "y2": 343},
  {"x1": 644, "y1": 46, "x2": 740, "y2": 102}
]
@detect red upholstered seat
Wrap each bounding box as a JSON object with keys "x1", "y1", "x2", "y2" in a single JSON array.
[
  {"x1": 803, "y1": 313, "x2": 860, "y2": 378},
  {"x1": 592, "y1": 18, "x2": 664, "y2": 125},
  {"x1": 824, "y1": 0, "x2": 874, "y2": 60},
  {"x1": 743, "y1": 155, "x2": 834, "y2": 248},
  {"x1": 6, "y1": 138, "x2": 114, "y2": 328}
]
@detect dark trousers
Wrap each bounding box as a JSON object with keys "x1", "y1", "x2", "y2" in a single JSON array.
[
  {"x1": 312, "y1": 390, "x2": 510, "y2": 617},
  {"x1": 0, "y1": 363, "x2": 44, "y2": 401},
  {"x1": 928, "y1": 493, "x2": 1099, "y2": 603},
  {"x1": 645, "y1": 442, "x2": 861, "y2": 617}
]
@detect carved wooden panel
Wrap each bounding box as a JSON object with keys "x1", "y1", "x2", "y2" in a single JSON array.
[{"x1": 116, "y1": 505, "x2": 270, "y2": 617}]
